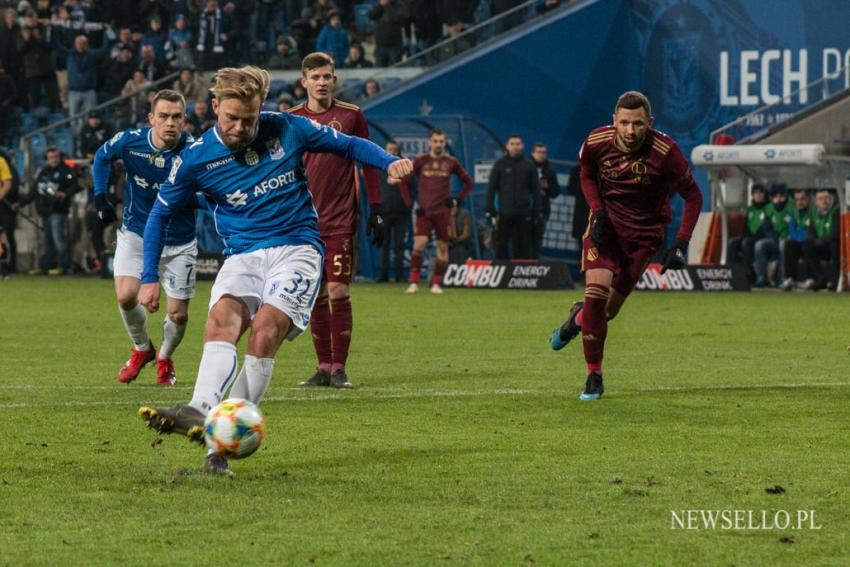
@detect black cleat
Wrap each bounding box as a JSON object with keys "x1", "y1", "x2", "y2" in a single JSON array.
[
  {"x1": 330, "y1": 369, "x2": 353, "y2": 389},
  {"x1": 550, "y1": 301, "x2": 583, "y2": 351},
  {"x1": 579, "y1": 372, "x2": 604, "y2": 401},
  {"x1": 202, "y1": 452, "x2": 232, "y2": 476},
  {"x1": 139, "y1": 404, "x2": 205, "y2": 444},
  {"x1": 300, "y1": 369, "x2": 331, "y2": 387}
]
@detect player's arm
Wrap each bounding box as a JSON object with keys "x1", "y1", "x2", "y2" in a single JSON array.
[
  {"x1": 486, "y1": 161, "x2": 499, "y2": 214},
  {"x1": 293, "y1": 115, "x2": 412, "y2": 180},
  {"x1": 353, "y1": 110, "x2": 382, "y2": 206},
  {"x1": 139, "y1": 156, "x2": 196, "y2": 312},
  {"x1": 660, "y1": 144, "x2": 704, "y2": 273},
  {"x1": 578, "y1": 141, "x2": 608, "y2": 245},
  {"x1": 91, "y1": 132, "x2": 123, "y2": 222},
  {"x1": 453, "y1": 159, "x2": 474, "y2": 203}
]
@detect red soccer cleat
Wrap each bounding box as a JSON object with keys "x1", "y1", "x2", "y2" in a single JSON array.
[
  {"x1": 117, "y1": 342, "x2": 156, "y2": 383},
  {"x1": 156, "y1": 356, "x2": 177, "y2": 386}
]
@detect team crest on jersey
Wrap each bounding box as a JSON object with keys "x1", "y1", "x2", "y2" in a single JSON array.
[
  {"x1": 226, "y1": 189, "x2": 248, "y2": 207},
  {"x1": 167, "y1": 157, "x2": 182, "y2": 184},
  {"x1": 586, "y1": 247, "x2": 598, "y2": 262},
  {"x1": 154, "y1": 155, "x2": 165, "y2": 168},
  {"x1": 328, "y1": 119, "x2": 343, "y2": 131},
  {"x1": 245, "y1": 149, "x2": 259, "y2": 166},
  {"x1": 265, "y1": 138, "x2": 285, "y2": 160}
]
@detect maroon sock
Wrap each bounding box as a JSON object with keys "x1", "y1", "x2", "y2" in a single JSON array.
[
  {"x1": 311, "y1": 298, "x2": 332, "y2": 372},
  {"x1": 409, "y1": 251, "x2": 423, "y2": 283},
  {"x1": 330, "y1": 296, "x2": 352, "y2": 372},
  {"x1": 431, "y1": 259, "x2": 447, "y2": 285},
  {"x1": 582, "y1": 283, "x2": 610, "y2": 374}
]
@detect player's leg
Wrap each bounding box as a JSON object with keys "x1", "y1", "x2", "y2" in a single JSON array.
[
  {"x1": 113, "y1": 229, "x2": 155, "y2": 380},
  {"x1": 140, "y1": 251, "x2": 263, "y2": 440},
  {"x1": 157, "y1": 240, "x2": 198, "y2": 385},
  {"x1": 303, "y1": 280, "x2": 332, "y2": 386},
  {"x1": 580, "y1": 267, "x2": 613, "y2": 400},
  {"x1": 430, "y1": 210, "x2": 451, "y2": 293},
  {"x1": 430, "y1": 240, "x2": 449, "y2": 294},
  {"x1": 327, "y1": 281, "x2": 353, "y2": 388},
  {"x1": 407, "y1": 233, "x2": 429, "y2": 293}
]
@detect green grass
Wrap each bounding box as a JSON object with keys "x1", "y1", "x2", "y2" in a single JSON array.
[{"x1": 1, "y1": 277, "x2": 848, "y2": 565}]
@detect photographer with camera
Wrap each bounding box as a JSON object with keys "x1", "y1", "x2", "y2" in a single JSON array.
[{"x1": 21, "y1": 147, "x2": 81, "y2": 275}]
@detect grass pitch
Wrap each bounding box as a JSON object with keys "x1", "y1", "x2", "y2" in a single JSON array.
[{"x1": 0, "y1": 277, "x2": 848, "y2": 565}]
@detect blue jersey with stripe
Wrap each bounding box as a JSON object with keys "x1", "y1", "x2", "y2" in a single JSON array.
[
  {"x1": 92, "y1": 127, "x2": 195, "y2": 246},
  {"x1": 141, "y1": 111, "x2": 398, "y2": 283}
]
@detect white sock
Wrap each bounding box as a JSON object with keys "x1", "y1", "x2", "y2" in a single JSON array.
[
  {"x1": 189, "y1": 341, "x2": 238, "y2": 415},
  {"x1": 229, "y1": 364, "x2": 249, "y2": 400},
  {"x1": 119, "y1": 303, "x2": 149, "y2": 351},
  {"x1": 229, "y1": 355, "x2": 274, "y2": 404},
  {"x1": 159, "y1": 315, "x2": 187, "y2": 360}
]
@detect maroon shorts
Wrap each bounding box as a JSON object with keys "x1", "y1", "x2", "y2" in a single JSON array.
[
  {"x1": 414, "y1": 208, "x2": 452, "y2": 241},
  {"x1": 581, "y1": 227, "x2": 664, "y2": 297},
  {"x1": 322, "y1": 233, "x2": 355, "y2": 284}
]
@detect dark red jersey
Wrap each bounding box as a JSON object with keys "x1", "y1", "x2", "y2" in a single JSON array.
[
  {"x1": 401, "y1": 154, "x2": 473, "y2": 211},
  {"x1": 289, "y1": 99, "x2": 381, "y2": 236},
  {"x1": 579, "y1": 126, "x2": 702, "y2": 241}
]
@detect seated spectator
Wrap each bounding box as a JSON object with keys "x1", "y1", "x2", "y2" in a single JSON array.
[
  {"x1": 138, "y1": 44, "x2": 167, "y2": 82},
  {"x1": 431, "y1": 20, "x2": 472, "y2": 64},
  {"x1": 172, "y1": 66, "x2": 205, "y2": 101},
  {"x1": 449, "y1": 198, "x2": 473, "y2": 264},
  {"x1": 276, "y1": 92, "x2": 294, "y2": 112},
  {"x1": 0, "y1": 63, "x2": 16, "y2": 145},
  {"x1": 101, "y1": 45, "x2": 137, "y2": 97},
  {"x1": 78, "y1": 110, "x2": 112, "y2": 161},
  {"x1": 359, "y1": 78, "x2": 380, "y2": 101},
  {"x1": 140, "y1": 16, "x2": 168, "y2": 62},
  {"x1": 752, "y1": 184, "x2": 790, "y2": 287},
  {"x1": 344, "y1": 42, "x2": 373, "y2": 68},
  {"x1": 368, "y1": 0, "x2": 405, "y2": 67},
  {"x1": 291, "y1": 81, "x2": 307, "y2": 102},
  {"x1": 267, "y1": 34, "x2": 299, "y2": 70},
  {"x1": 803, "y1": 189, "x2": 840, "y2": 291},
  {"x1": 727, "y1": 184, "x2": 769, "y2": 284},
  {"x1": 167, "y1": 14, "x2": 193, "y2": 69},
  {"x1": 316, "y1": 9, "x2": 348, "y2": 66},
  {"x1": 186, "y1": 97, "x2": 215, "y2": 135},
  {"x1": 120, "y1": 69, "x2": 151, "y2": 126},
  {"x1": 780, "y1": 189, "x2": 814, "y2": 291},
  {"x1": 538, "y1": 0, "x2": 563, "y2": 13}
]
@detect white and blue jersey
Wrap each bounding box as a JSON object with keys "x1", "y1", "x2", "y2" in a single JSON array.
[
  {"x1": 92, "y1": 127, "x2": 195, "y2": 246},
  {"x1": 141, "y1": 111, "x2": 398, "y2": 283}
]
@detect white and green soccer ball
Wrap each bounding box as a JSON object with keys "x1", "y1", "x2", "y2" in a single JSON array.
[{"x1": 204, "y1": 398, "x2": 266, "y2": 459}]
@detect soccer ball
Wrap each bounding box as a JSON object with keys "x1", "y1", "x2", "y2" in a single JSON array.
[{"x1": 204, "y1": 398, "x2": 266, "y2": 459}]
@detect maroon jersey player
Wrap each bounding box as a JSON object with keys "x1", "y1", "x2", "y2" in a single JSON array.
[
  {"x1": 549, "y1": 91, "x2": 703, "y2": 400},
  {"x1": 290, "y1": 52, "x2": 392, "y2": 389},
  {"x1": 400, "y1": 129, "x2": 474, "y2": 294}
]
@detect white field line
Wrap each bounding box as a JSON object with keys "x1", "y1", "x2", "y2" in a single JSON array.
[
  {"x1": 2, "y1": 381, "x2": 850, "y2": 409},
  {"x1": 0, "y1": 388, "x2": 537, "y2": 409}
]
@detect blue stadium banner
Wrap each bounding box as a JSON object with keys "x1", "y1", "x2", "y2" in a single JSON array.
[
  {"x1": 443, "y1": 259, "x2": 574, "y2": 290},
  {"x1": 636, "y1": 264, "x2": 750, "y2": 292}
]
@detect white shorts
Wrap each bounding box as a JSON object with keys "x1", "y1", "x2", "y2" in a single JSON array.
[
  {"x1": 210, "y1": 244, "x2": 323, "y2": 341},
  {"x1": 114, "y1": 228, "x2": 198, "y2": 300}
]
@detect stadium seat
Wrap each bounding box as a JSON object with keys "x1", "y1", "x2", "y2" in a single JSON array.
[
  {"x1": 19, "y1": 113, "x2": 37, "y2": 131},
  {"x1": 52, "y1": 129, "x2": 75, "y2": 157},
  {"x1": 29, "y1": 133, "x2": 47, "y2": 159},
  {"x1": 381, "y1": 77, "x2": 402, "y2": 89}
]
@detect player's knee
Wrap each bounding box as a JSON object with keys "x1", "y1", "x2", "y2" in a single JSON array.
[
  {"x1": 327, "y1": 283, "x2": 348, "y2": 301},
  {"x1": 168, "y1": 310, "x2": 189, "y2": 325},
  {"x1": 117, "y1": 296, "x2": 137, "y2": 311}
]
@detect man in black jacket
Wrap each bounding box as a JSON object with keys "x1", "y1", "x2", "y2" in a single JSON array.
[
  {"x1": 22, "y1": 148, "x2": 81, "y2": 275},
  {"x1": 486, "y1": 134, "x2": 539, "y2": 259},
  {"x1": 530, "y1": 142, "x2": 560, "y2": 258}
]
